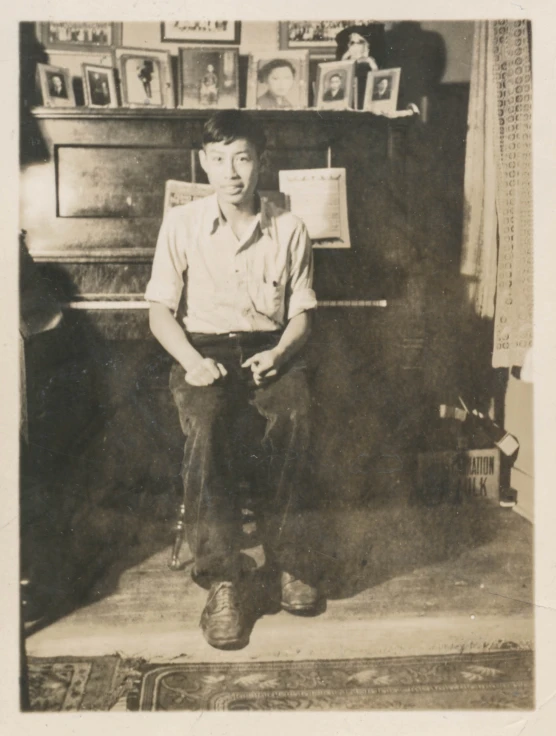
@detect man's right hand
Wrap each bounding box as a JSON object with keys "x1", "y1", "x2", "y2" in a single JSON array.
[{"x1": 185, "y1": 358, "x2": 227, "y2": 386}]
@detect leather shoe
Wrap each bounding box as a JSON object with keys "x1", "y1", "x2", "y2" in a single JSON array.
[
  {"x1": 200, "y1": 582, "x2": 249, "y2": 650},
  {"x1": 280, "y1": 572, "x2": 319, "y2": 614}
]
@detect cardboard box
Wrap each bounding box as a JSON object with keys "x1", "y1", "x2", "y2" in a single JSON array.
[{"x1": 417, "y1": 448, "x2": 501, "y2": 503}]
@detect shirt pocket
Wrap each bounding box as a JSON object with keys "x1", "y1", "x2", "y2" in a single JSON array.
[
  {"x1": 250, "y1": 274, "x2": 285, "y2": 320},
  {"x1": 261, "y1": 280, "x2": 284, "y2": 315}
]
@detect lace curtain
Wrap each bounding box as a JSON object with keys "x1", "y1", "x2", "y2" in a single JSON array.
[{"x1": 460, "y1": 20, "x2": 532, "y2": 368}]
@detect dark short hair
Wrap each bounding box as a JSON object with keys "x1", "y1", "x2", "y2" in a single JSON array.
[
  {"x1": 202, "y1": 110, "x2": 267, "y2": 156},
  {"x1": 258, "y1": 58, "x2": 296, "y2": 83}
]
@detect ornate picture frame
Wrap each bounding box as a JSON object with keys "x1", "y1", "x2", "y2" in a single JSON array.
[{"x1": 115, "y1": 48, "x2": 175, "y2": 109}]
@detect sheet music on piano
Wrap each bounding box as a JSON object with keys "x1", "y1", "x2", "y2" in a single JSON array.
[{"x1": 278, "y1": 168, "x2": 351, "y2": 248}]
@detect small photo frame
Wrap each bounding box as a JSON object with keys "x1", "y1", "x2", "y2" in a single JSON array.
[
  {"x1": 82, "y1": 64, "x2": 118, "y2": 108},
  {"x1": 115, "y1": 48, "x2": 175, "y2": 108},
  {"x1": 315, "y1": 61, "x2": 355, "y2": 110},
  {"x1": 36, "y1": 63, "x2": 75, "y2": 108},
  {"x1": 161, "y1": 21, "x2": 241, "y2": 45},
  {"x1": 39, "y1": 22, "x2": 121, "y2": 52},
  {"x1": 363, "y1": 68, "x2": 401, "y2": 114},
  {"x1": 178, "y1": 48, "x2": 240, "y2": 109},
  {"x1": 247, "y1": 51, "x2": 309, "y2": 110}
]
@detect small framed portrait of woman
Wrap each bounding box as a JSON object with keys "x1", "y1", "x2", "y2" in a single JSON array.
[
  {"x1": 36, "y1": 63, "x2": 76, "y2": 107},
  {"x1": 247, "y1": 51, "x2": 309, "y2": 110},
  {"x1": 363, "y1": 68, "x2": 401, "y2": 114},
  {"x1": 315, "y1": 61, "x2": 356, "y2": 110},
  {"x1": 82, "y1": 64, "x2": 119, "y2": 108},
  {"x1": 178, "y1": 48, "x2": 239, "y2": 109},
  {"x1": 115, "y1": 48, "x2": 175, "y2": 108}
]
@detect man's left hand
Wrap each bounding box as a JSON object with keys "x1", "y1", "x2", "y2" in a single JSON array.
[{"x1": 242, "y1": 349, "x2": 284, "y2": 386}]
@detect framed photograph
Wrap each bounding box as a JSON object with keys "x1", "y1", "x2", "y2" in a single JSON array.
[
  {"x1": 363, "y1": 68, "x2": 401, "y2": 114},
  {"x1": 39, "y1": 22, "x2": 121, "y2": 52},
  {"x1": 115, "y1": 48, "x2": 175, "y2": 108},
  {"x1": 315, "y1": 61, "x2": 355, "y2": 110},
  {"x1": 279, "y1": 21, "x2": 367, "y2": 51},
  {"x1": 82, "y1": 64, "x2": 118, "y2": 108},
  {"x1": 161, "y1": 21, "x2": 240, "y2": 44},
  {"x1": 279, "y1": 168, "x2": 351, "y2": 248},
  {"x1": 178, "y1": 48, "x2": 239, "y2": 109},
  {"x1": 44, "y1": 51, "x2": 115, "y2": 106},
  {"x1": 246, "y1": 51, "x2": 309, "y2": 110},
  {"x1": 36, "y1": 63, "x2": 76, "y2": 108}
]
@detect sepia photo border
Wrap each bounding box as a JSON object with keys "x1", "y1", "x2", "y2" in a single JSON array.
[
  {"x1": 115, "y1": 47, "x2": 175, "y2": 109},
  {"x1": 177, "y1": 47, "x2": 240, "y2": 110},
  {"x1": 363, "y1": 67, "x2": 401, "y2": 114},
  {"x1": 246, "y1": 50, "x2": 310, "y2": 110},
  {"x1": 35, "y1": 62, "x2": 76, "y2": 108},
  {"x1": 82, "y1": 63, "x2": 119, "y2": 108},
  {"x1": 315, "y1": 59, "x2": 355, "y2": 110}
]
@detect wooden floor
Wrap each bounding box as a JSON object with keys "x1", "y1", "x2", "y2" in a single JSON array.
[{"x1": 25, "y1": 502, "x2": 534, "y2": 663}]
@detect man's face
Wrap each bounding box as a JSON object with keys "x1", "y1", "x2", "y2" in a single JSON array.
[
  {"x1": 52, "y1": 76, "x2": 62, "y2": 93},
  {"x1": 377, "y1": 79, "x2": 389, "y2": 96},
  {"x1": 199, "y1": 138, "x2": 260, "y2": 207},
  {"x1": 330, "y1": 75, "x2": 342, "y2": 93},
  {"x1": 266, "y1": 66, "x2": 294, "y2": 98}
]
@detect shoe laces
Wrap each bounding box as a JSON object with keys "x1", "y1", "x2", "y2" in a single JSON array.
[{"x1": 210, "y1": 582, "x2": 238, "y2": 615}]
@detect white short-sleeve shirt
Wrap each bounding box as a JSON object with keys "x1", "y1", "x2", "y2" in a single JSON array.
[{"x1": 145, "y1": 194, "x2": 317, "y2": 334}]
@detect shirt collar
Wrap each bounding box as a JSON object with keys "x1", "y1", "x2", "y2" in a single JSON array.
[{"x1": 206, "y1": 193, "x2": 270, "y2": 235}]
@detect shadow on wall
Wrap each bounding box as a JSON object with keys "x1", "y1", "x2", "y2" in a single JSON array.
[
  {"x1": 385, "y1": 22, "x2": 447, "y2": 111},
  {"x1": 20, "y1": 22, "x2": 49, "y2": 166}
]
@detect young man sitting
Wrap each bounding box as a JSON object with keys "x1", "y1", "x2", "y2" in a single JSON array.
[{"x1": 146, "y1": 110, "x2": 321, "y2": 650}]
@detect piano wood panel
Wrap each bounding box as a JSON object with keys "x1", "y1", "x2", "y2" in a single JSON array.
[{"x1": 57, "y1": 146, "x2": 192, "y2": 217}]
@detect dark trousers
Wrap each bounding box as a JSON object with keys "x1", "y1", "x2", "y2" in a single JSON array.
[{"x1": 169, "y1": 331, "x2": 316, "y2": 585}]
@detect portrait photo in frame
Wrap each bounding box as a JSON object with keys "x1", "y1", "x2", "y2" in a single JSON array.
[
  {"x1": 247, "y1": 51, "x2": 309, "y2": 110},
  {"x1": 161, "y1": 20, "x2": 241, "y2": 44},
  {"x1": 363, "y1": 67, "x2": 401, "y2": 114},
  {"x1": 82, "y1": 64, "x2": 119, "y2": 108},
  {"x1": 315, "y1": 60, "x2": 355, "y2": 110},
  {"x1": 39, "y1": 22, "x2": 121, "y2": 52},
  {"x1": 36, "y1": 63, "x2": 76, "y2": 108},
  {"x1": 115, "y1": 48, "x2": 175, "y2": 108},
  {"x1": 178, "y1": 47, "x2": 239, "y2": 109}
]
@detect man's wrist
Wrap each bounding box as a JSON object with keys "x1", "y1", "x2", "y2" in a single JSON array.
[
  {"x1": 270, "y1": 346, "x2": 287, "y2": 369},
  {"x1": 182, "y1": 351, "x2": 205, "y2": 373}
]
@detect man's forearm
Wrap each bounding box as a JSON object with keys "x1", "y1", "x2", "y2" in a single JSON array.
[
  {"x1": 148, "y1": 302, "x2": 203, "y2": 372},
  {"x1": 272, "y1": 310, "x2": 313, "y2": 367}
]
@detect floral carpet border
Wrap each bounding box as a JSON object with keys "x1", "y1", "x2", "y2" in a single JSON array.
[{"x1": 129, "y1": 649, "x2": 534, "y2": 711}]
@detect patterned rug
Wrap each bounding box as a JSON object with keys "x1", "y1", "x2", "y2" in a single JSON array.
[{"x1": 27, "y1": 650, "x2": 533, "y2": 711}]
